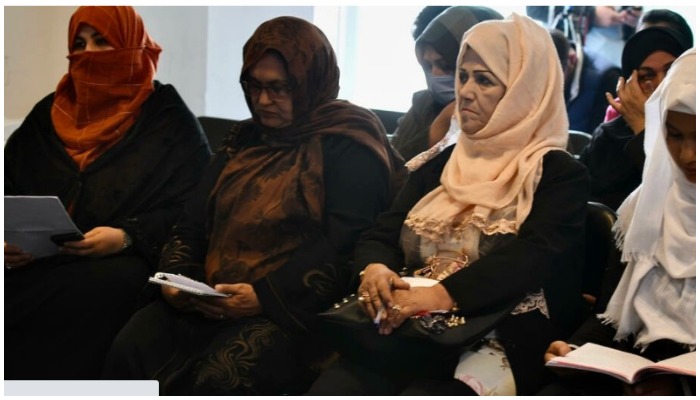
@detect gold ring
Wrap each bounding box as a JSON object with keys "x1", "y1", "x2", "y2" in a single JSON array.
[
  {"x1": 391, "y1": 305, "x2": 403, "y2": 312},
  {"x1": 389, "y1": 277, "x2": 394, "y2": 288}
]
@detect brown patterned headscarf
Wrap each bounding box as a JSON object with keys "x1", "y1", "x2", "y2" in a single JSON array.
[
  {"x1": 204, "y1": 16, "x2": 405, "y2": 285},
  {"x1": 51, "y1": 6, "x2": 161, "y2": 171}
]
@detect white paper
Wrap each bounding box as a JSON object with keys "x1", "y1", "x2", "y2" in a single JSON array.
[
  {"x1": 402, "y1": 276, "x2": 439, "y2": 287},
  {"x1": 4, "y1": 196, "x2": 83, "y2": 258},
  {"x1": 148, "y1": 272, "x2": 230, "y2": 297}
]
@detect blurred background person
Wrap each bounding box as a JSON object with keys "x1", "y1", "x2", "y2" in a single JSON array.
[
  {"x1": 585, "y1": 6, "x2": 642, "y2": 68},
  {"x1": 550, "y1": 28, "x2": 621, "y2": 134},
  {"x1": 410, "y1": 5, "x2": 451, "y2": 40},
  {"x1": 391, "y1": 6, "x2": 503, "y2": 161}
]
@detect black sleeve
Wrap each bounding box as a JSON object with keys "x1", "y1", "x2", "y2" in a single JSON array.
[
  {"x1": 390, "y1": 91, "x2": 437, "y2": 160},
  {"x1": 568, "y1": 247, "x2": 628, "y2": 347},
  {"x1": 110, "y1": 98, "x2": 212, "y2": 266},
  {"x1": 253, "y1": 136, "x2": 391, "y2": 335},
  {"x1": 567, "y1": 314, "x2": 618, "y2": 348},
  {"x1": 158, "y1": 152, "x2": 228, "y2": 281},
  {"x1": 578, "y1": 117, "x2": 644, "y2": 209},
  {"x1": 440, "y1": 151, "x2": 590, "y2": 315},
  {"x1": 351, "y1": 146, "x2": 451, "y2": 286}
]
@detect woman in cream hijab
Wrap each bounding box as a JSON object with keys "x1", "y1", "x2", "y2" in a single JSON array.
[
  {"x1": 544, "y1": 48, "x2": 695, "y2": 396},
  {"x1": 310, "y1": 14, "x2": 590, "y2": 396}
]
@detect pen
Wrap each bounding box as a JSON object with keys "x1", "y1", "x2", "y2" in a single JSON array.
[{"x1": 373, "y1": 305, "x2": 385, "y2": 326}]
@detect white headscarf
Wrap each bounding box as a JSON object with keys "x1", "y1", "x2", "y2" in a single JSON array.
[
  {"x1": 405, "y1": 13, "x2": 568, "y2": 242},
  {"x1": 600, "y1": 48, "x2": 696, "y2": 350}
]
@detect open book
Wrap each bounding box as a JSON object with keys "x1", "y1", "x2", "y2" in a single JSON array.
[
  {"x1": 148, "y1": 272, "x2": 230, "y2": 297},
  {"x1": 546, "y1": 342, "x2": 696, "y2": 384},
  {"x1": 4, "y1": 196, "x2": 84, "y2": 258}
]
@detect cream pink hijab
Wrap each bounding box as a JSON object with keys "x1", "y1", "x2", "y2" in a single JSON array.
[{"x1": 406, "y1": 14, "x2": 568, "y2": 241}]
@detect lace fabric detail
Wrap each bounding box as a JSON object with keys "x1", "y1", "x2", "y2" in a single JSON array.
[
  {"x1": 404, "y1": 116, "x2": 460, "y2": 172},
  {"x1": 510, "y1": 289, "x2": 549, "y2": 318},
  {"x1": 405, "y1": 212, "x2": 517, "y2": 243},
  {"x1": 405, "y1": 143, "x2": 444, "y2": 172}
]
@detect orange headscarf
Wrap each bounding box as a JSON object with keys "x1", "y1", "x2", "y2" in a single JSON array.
[{"x1": 51, "y1": 6, "x2": 162, "y2": 170}]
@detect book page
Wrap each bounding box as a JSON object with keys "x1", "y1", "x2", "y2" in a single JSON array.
[
  {"x1": 547, "y1": 343, "x2": 654, "y2": 383},
  {"x1": 650, "y1": 351, "x2": 696, "y2": 376}
]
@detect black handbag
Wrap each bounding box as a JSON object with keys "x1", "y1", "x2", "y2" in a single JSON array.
[{"x1": 317, "y1": 291, "x2": 521, "y2": 365}]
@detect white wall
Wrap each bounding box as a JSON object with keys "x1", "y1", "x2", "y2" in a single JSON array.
[
  {"x1": 4, "y1": 6, "x2": 697, "y2": 123},
  {"x1": 136, "y1": 6, "x2": 209, "y2": 117},
  {"x1": 3, "y1": 6, "x2": 314, "y2": 125},
  {"x1": 204, "y1": 6, "x2": 313, "y2": 120},
  {"x1": 4, "y1": 6, "x2": 76, "y2": 120}
]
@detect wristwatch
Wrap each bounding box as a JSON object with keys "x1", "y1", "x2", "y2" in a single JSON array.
[{"x1": 121, "y1": 230, "x2": 133, "y2": 251}]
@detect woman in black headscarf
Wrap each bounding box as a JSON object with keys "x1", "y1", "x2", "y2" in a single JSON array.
[{"x1": 578, "y1": 26, "x2": 692, "y2": 210}]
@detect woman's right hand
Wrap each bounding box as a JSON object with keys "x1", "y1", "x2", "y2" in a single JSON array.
[
  {"x1": 161, "y1": 285, "x2": 196, "y2": 312},
  {"x1": 4, "y1": 242, "x2": 34, "y2": 270},
  {"x1": 606, "y1": 71, "x2": 649, "y2": 135},
  {"x1": 356, "y1": 263, "x2": 408, "y2": 321}
]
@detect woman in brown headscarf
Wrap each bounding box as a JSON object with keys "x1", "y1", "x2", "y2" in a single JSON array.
[
  {"x1": 102, "y1": 16, "x2": 405, "y2": 395},
  {"x1": 4, "y1": 6, "x2": 211, "y2": 379}
]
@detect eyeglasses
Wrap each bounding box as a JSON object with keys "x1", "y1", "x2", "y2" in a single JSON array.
[{"x1": 240, "y1": 80, "x2": 293, "y2": 100}]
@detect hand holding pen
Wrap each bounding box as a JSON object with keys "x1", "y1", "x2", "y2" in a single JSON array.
[{"x1": 356, "y1": 263, "x2": 409, "y2": 329}]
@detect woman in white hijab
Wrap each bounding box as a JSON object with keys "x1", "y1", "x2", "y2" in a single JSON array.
[
  {"x1": 544, "y1": 48, "x2": 695, "y2": 396},
  {"x1": 309, "y1": 14, "x2": 590, "y2": 396}
]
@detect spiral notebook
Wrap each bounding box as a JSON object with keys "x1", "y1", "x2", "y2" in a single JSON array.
[{"x1": 148, "y1": 272, "x2": 230, "y2": 297}]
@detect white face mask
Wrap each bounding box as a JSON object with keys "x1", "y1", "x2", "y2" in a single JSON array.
[{"x1": 428, "y1": 73, "x2": 456, "y2": 105}]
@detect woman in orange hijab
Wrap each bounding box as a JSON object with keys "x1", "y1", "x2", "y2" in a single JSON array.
[{"x1": 4, "y1": 6, "x2": 211, "y2": 379}]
